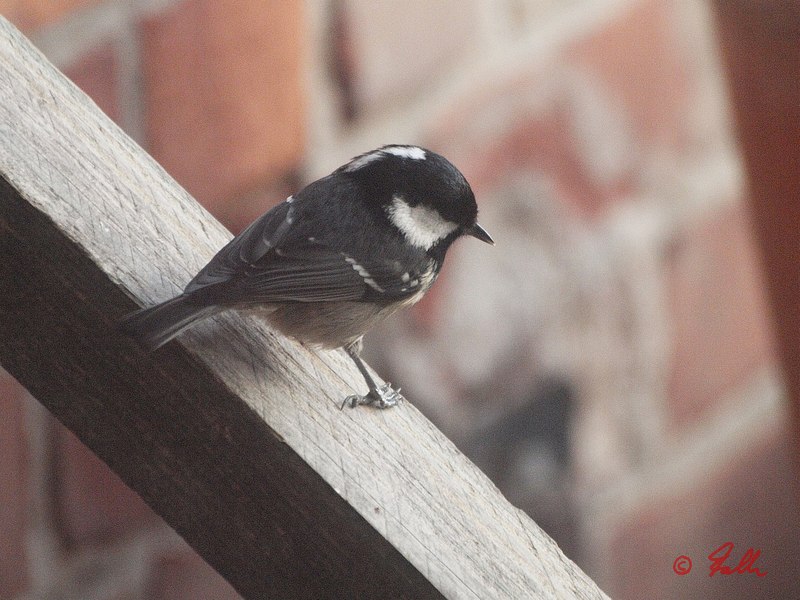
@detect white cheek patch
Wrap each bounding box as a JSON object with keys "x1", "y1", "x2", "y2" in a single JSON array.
[{"x1": 386, "y1": 195, "x2": 458, "y2": 250}]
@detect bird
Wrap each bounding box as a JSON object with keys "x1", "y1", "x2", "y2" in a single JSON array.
[{"x1": 119, "y1": 145, "x2": 493, "y2": 408}]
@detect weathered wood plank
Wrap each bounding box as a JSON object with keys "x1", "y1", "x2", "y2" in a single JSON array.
[{"x1": 0, "y1": 16, "x2": 609, "y2": 600}]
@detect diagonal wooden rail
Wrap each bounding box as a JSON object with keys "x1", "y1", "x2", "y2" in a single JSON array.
[{"x1": 0, "y1": 17, "x2": 608, "y2": 600}]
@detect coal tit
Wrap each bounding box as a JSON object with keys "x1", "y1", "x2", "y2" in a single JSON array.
[{"x1": 120, "y1": 145, "x2": 493, "y2": 408}]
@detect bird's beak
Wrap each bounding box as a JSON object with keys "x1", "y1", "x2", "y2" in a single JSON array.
[{"x1": 467, "y1": 222, "x2": 494, "y2": 245}]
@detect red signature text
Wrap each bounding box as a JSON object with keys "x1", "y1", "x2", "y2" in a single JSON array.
[{"x1": 707, "y1": 542, "x2": 767, "y2": 577}]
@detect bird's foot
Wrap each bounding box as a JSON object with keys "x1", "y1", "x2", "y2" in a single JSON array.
[{"x1": 341, "y1": 383, "x2": 404, "y2": 409}]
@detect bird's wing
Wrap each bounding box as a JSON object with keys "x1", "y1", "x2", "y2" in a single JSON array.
[
  {"x1": 184, "y1": 198, "x2": 432, "y2": 304},
  {"x1": 184, "y1": 200, "x2": 295, "y2": 292}
]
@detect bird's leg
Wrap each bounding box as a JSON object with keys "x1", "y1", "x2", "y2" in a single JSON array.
[{"x1": 341, "y1": 344, "x2": 404, "y2": 409}]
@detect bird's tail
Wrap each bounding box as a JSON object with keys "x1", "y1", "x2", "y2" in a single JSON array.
[{"x1": 118, "y1": 295, "x2": 218, "y2": 351}]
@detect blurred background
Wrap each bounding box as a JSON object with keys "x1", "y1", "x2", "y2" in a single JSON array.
[{"x1": 1, "y1": 0, "x2": 799, "y2": 598}]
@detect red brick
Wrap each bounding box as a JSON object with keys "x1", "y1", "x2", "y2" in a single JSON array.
[
  {"x1": 149, "y1": 550, "x2": 241, "y2": 600},
  {"x1": 470, "y1": 114, "x2": 634, "y2": 216},
  {"x1": 141, "y1": 0, "x2": 306, "y2": 226},
  {"x1": 408, "y1": 73, "x2": 638, "y2": 326},
  {"x1": 713, "y1": 0, "x2": 800, "y2": 458},
  {"x1": 336, "y1": 0, "x2": 480, "y2": 112},
  {"x1": 665, "y1": 204, "x2": 776, "y2": 427},
  {"x1": 64, "y1": 42, "x2": 121, "y2": 125},
  {"x1": 0, "y1": 370, "x2": 31, "y2": 598},
  {"x1": 0, "y1": 0, "x2": 101, "y2": 34},
  {"x1": 568, "y1": 0, "x2": 692, "y2": 151},
  {"x1": 427, "y1": 66, "x2": 638, "y2": 220},
  {"x1": 605, "y1": 425, "x2": 800, "y2": 600},
  {"x1": 56, "y1": 425, "x2": 158, "y2": 545},
  {"x1": 426, "y1": 1, "x2": 705, "y2": 217}
]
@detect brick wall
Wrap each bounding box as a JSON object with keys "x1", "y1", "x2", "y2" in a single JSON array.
[{"x1": 2, "y1": 1, "x2": 797, "y2": 598}]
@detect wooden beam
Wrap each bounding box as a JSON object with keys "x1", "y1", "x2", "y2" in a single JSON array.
[{"x1": 0, "y1": 17, "x2": 608, "y2": 600}]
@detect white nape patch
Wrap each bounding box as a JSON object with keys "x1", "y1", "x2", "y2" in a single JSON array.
[
  {"x1": 383, "y1": 146, "x2": 426, "y2": 160},
  {"x1": 345, "y1": 146, "x2": 426, "y2": 172},
  {"x1": 285, "y1": 195, "x2": 295, "y2": 203},
  {"x1": 345, "y1": 151, "x2": 382, "y2": 171},
  {"x1": 386, "y1": 195, "x2": 458, "y2": 250},
  {"x1": 343, "y1": 255, "x2": 385, "y2": 292}
]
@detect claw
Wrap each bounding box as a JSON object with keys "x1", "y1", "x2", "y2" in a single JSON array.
[{"x1": 340, "y1": 383, "x2": 404, "y2": 409}]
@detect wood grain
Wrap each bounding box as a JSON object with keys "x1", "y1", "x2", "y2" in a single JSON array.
[{"x1": 0, "y1": 16, "x2": 609, "y2": 600}]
